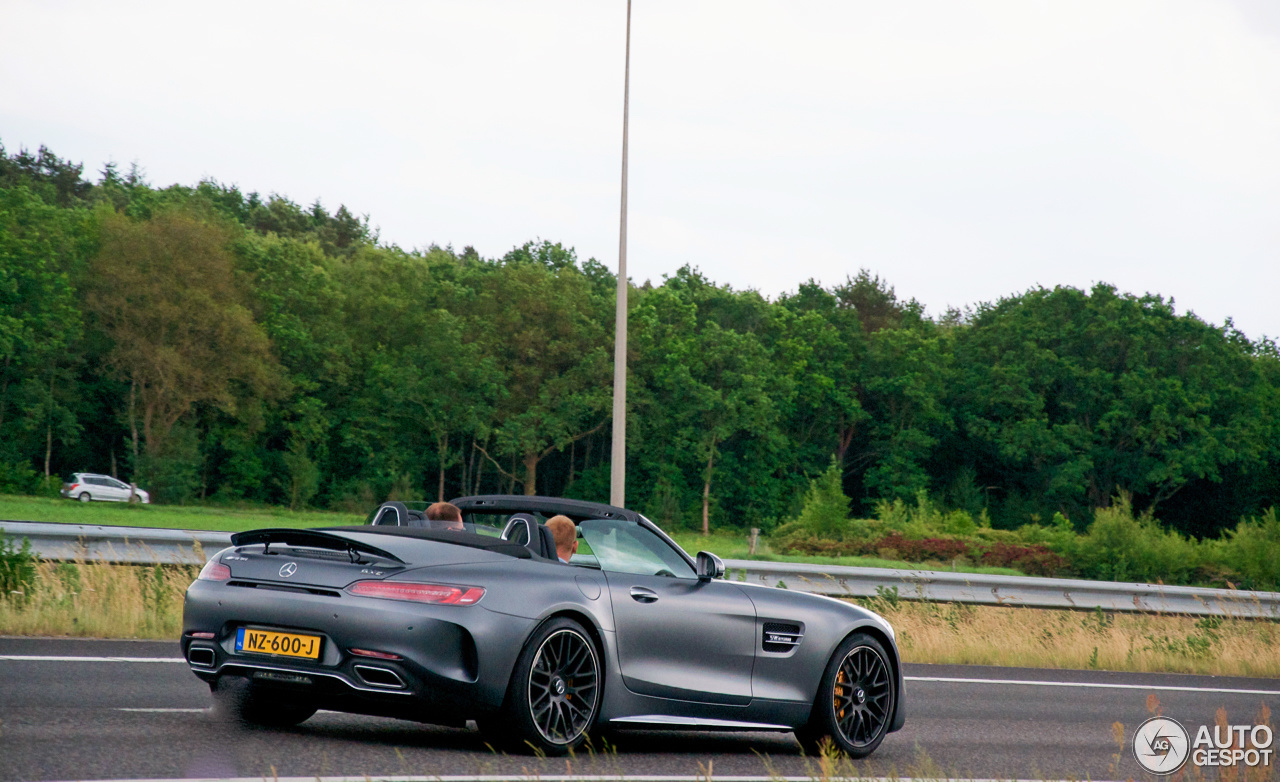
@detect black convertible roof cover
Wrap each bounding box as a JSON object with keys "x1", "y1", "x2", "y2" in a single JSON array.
[
  {"x1": 320, "y1": 526, "x2": 535, "y2": 559},
  {"x1": 449, "y1": 495, "x2": 642, "y2": 522}
]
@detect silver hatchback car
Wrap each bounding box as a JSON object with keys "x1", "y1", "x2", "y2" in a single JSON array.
[{"x1": 61, "y1": 473, "x2": 150, "y2": 504}]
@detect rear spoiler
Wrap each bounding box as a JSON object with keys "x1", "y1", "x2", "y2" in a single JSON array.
[{"x1": 230, "y1": 528, "x2": 406, "y2": 564}]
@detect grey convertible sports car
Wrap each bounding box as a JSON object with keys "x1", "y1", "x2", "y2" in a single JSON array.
[{"x1": 182, "y1": 495, "x2": 905, "y2": 756}]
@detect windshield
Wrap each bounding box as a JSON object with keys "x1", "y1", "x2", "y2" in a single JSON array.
[{"x1": 577, "y1": 518, "x2": 695, "y2": 579}]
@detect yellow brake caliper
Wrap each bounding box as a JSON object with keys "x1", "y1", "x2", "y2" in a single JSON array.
[{"x1": 835, "y1": 669, "x2": 847, "y2": 719}]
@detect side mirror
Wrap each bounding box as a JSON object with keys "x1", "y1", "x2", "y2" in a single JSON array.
[{"x1": 696, "y1": 551, "x2": 725, "y2": 581}]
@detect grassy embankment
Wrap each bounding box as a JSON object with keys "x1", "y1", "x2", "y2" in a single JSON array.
[{"x1": 0, "y1": 493, "x2": 363, "y2": 532}]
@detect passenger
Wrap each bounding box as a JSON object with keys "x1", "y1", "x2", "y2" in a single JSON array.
[
  {"x1": 546, "y1": 515, "x2": 578, "y2": 564},
  {"x1": 426, "y1": 501, "x2": 465, "y2": 531}
]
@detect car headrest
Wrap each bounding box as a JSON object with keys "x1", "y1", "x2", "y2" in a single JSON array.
[
  {"x1": 501, "y1": 513, "x2": 537, "y2": 547},
  {"x1": 370, "y1": 501, "x2": 410, "y2": 526},
  {"x1": 537, "y1": 524, "x2": 558, "y2": 560}
]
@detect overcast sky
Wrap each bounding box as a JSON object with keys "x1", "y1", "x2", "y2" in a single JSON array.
[{"x1": 4, "y1": 1, "x2": 1278, "y2": 339}]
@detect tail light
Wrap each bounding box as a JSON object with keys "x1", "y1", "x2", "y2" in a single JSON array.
[
  {"x1": 67, "y1": 483, "x2": 79, "y2": 491},
  {"x1": 197, "y1": 560, "x2": 232, "y2": 582},
  {"x1": 348, "y1": 581, "x2": 485, "y2": 606}
]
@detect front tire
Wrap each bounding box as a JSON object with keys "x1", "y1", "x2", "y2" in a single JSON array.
[
  {"x1": 78, "y1": 492, "x2": 91, "y2": 503},
  {"x1": 796, "y1": 632, "x2": 895, "y2": 758},
  {"x1": 210, "y1": 676, "x2": 317, "y2": 728},
  {"x1": 497, "y1": 616, "x2": 601, "y2": 755}
]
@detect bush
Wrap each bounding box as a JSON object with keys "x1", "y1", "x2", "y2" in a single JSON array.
[
  {"x1": 875, "y1": 491, "x2": 981, "y2": 538},
  {"x1": 135, "y1": 425, "x2": 202, "y2": 504},
  {"x1": 0, "y1": 535, "x2": 37, "y2": 599},
  {"x1": 1071, "y1": 496, "x2": 1201, "y2": 584},
  {"x1": 0, "y1": 460, "x2": 40, "y2": 495},
  {"x1": 1214, "y1": 508, "x2": 1280, "y2": 590},
  {"x1": 796, "y1": 457, "x2": 857, "y2": 537},
  {"x1": 876, "y1": 532, "x2": 970, "y2": 562},
  {"x1": 979, "y1": 542, "x2": 1067, "y2": 577}
]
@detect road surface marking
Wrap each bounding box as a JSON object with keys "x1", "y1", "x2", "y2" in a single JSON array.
[
  {"x1": 80, "y1": 776, "x2": 1085, "y2": 782},
  {"x1": 906, "y1": 675, "x2": 1280, "y2": 696},
  {"x1": 0, "y1": 655, "x2": 184, "y2": 663}
]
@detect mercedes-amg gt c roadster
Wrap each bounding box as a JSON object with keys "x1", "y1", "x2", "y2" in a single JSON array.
[{"x1": 182, "y1": 495, "x2": 905, "y2": 756}]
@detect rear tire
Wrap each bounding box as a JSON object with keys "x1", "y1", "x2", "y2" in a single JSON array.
[
  {"x1": 496, "y1": 616, "x2": 601, "y2": 755},
  {"x1": 78, "y1": 492, "x2": 91, "y2": 503},
  {"x1": 797, "y1": 632, "x2": 895, "y2": 759},
  {"x1": 210, "y1": 676, "x2": 317, "y2": 728}
]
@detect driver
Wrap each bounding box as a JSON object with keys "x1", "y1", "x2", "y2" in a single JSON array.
[
  {"x1": 546, "y1": 515, "x2": 578, "y2": 563},
  {"x1": 425, "y1": 502, "x2": 465, "y2": 531}
]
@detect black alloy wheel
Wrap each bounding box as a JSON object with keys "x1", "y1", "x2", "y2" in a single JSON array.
[
  {"x1": 498, "y1": 616, "x2": 601, "y2": 754},
  {"x1": 796, "y1": 632, "x2": 894, "y2": 758}
]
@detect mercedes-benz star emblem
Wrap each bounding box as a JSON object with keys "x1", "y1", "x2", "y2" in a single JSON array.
[{"x1": 279, "y1": 562, "x2": 298, "y2": 578}]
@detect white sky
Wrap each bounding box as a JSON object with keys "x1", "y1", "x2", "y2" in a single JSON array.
[{"x1": 4, "y1": 1, "x2": 1279, "y2": 339}]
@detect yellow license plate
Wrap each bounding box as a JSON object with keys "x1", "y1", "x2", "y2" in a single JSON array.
[{"x1": 235, "y1": 627, "x2": 321, "y2": 659}]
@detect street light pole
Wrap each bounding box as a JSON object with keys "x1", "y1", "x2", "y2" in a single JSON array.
[{"x1": 610, "y1": 0, "x2": 632, "y2": 508}]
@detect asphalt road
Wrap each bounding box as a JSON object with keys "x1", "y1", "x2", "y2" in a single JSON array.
[{"x1": 2, "y1": 637, "x2": 1277, "y2": 781}]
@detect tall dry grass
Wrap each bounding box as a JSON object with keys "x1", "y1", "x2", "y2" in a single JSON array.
[
  {"x1": 0, "y1": 559, "x2": 196, "y2": 638},
  {"x1": 873, "y1": 598, "x2": 1280, "y2": 678}
]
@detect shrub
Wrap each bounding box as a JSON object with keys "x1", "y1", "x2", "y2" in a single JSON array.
[
  {"x1": 1214, "y1": 508, "x2": 1280, "y2": 590},
  {"x1": 875, "y1": 491, "x2": 980, "y2": 538},
  {"x1": 979, "y1": 542, "x2": 1067, "y2": 577},
  {"x1": 1072, "y1": 496, "x2": 1201, "y2": 584},
  {"x1": 0, "y1": 460, "x2": 40, "y2": 495},
  {"x1": 0, "y1": 535, "x2": 37, "y2": 599},
  {"x1": 877, "y1": 532, "x2": 970, "y2": 562},
  {"x1": 795, "y1": 457, "x2": 858, "y2": 537}
]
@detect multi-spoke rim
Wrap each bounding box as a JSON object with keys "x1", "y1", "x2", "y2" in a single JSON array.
[
  {"x1": 831, "y1": 644, "x2": 892, "y2": 748},
  {"x1": 527, "y1": 628, "x2": 600, "y2": 745}
]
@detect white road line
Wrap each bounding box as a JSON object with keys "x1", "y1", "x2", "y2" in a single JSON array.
[
  {"x1": 78, "y1": 777, "x2": 1089, "y2": 782},
  {"x1": 0, "y1": 655, "x2": 184, "y2": 663},
  {"x1": 114, "y1": 708, "x2": 207, "y2": 713},
  {"x1": 5, "y1": 655, "x2": 1276, "y2": 696},
  {"x1": 905, "y1": 675, "x2": 1280, "y2": 696}
]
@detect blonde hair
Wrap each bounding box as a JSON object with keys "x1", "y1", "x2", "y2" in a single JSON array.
[{"x1": 546, "y1": 515, "x2": 577, "y2": 551}]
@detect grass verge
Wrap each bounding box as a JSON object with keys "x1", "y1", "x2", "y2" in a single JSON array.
[
  {"x1": 0, "y1": 493, "x2": 362, "y2": 532},
  {"x1": 875, "y1": 597, "x2": 1280, "y2": 678},
  {"x1": 2, "y1": 559, "x2": 1277, "y2": 680}
]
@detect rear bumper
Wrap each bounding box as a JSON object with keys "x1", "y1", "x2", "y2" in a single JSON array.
[{"x1": 182, "y1": 580, "x2": 534, "y2": 721}]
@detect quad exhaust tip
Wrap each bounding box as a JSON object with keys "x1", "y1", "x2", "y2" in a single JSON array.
[
  {"x1": 353, "y1": 664, "x2": 406, "y2": 689},
  {"x1": 187, "y1": 647, "x2": 216, "y2": 667}
]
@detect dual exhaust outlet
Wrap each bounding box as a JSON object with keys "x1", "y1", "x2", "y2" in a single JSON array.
[{"x1": 186, "y1": 646, "x2": 405, "y2": 690}]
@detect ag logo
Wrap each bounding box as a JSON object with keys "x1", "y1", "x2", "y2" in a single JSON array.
[
  {"x1": 279, "y1": 562, "x2": 298, "y2": 578},
  {"x1": 1134, "y1": 716, "x2": 1190, "y2": 774}
]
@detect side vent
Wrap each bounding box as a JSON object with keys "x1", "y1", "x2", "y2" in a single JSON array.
[{"x1": 762, "y1": 622, "x2": 803, "y2": 653}]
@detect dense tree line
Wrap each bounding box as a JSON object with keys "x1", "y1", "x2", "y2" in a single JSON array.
[{"x1": 2, "y1": 142, "x2": 1278, "y2": 538}]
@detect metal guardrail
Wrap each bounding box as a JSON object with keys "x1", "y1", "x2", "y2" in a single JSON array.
[
  {"x1": 724, "y1": 559, "x2": 1280, "y2": 619},
  {"x1": 0, "y1": 520, "x2": 228, "y2": 565},
  {"x1": 3, "y1": 520, "x2": 1278, "y2": 618}
]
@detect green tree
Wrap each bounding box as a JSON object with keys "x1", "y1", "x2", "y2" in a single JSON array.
[{"x1": 84, "y1": 207, "x2": 283, "y2": 474}]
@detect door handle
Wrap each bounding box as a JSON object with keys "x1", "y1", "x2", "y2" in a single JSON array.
[{"x1": 629, "y1": 586, "x2": 659, "y2": 603}]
